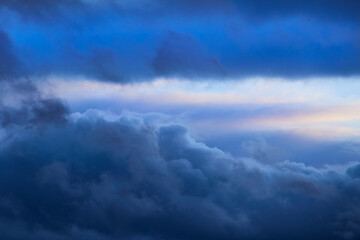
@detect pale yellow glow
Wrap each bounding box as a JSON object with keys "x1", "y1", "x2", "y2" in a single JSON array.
[
  {"x1": 44, "y1": 77, "x2": 342, "y2": 105},
  {"x1": 190, "y1": 103, "x2": 360, "y2": 140},
  {"x1": 38, "y1": 76, "x2": 360, "y2": 140},
  {"x1": 238, "y1": 104, "x2": 360, "y2": 127}
]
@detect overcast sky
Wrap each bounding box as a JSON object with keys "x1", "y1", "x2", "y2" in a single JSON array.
[{"x1": 0, "y1": 1, "x2": 360, "y2": 240}]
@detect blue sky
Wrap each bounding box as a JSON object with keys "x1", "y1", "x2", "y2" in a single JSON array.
[{"x1": 0, "y1": 1, "x2": 360, "y2": 240}]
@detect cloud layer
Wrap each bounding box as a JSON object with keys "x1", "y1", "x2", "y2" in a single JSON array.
[
  {"x1": 0, "y1": 2, "x2": 359, "y2": 239},
  {"x1": 0, "y1": 107, "x2": 359, "y2": 240},
  {"x1": 0, "y1": 0, "x2": 359, "y2": 82}
]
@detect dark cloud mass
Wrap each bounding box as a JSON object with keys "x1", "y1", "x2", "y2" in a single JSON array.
[
  {"x1": 0, "y1": 1, "x2": 359, "y2": 239},
  {"x1": 0, "y1": 109, "x2": 359, "y2": 240},
  {"x1": 0, "y1": 0, "x2": 358, "y2": 81}
]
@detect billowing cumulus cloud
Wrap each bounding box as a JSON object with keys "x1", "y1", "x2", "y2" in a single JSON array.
[
  {"x1": 0, "y1": 1, "x2": 359, "y2": 239},
  {"x1": 0, "y1": 0, "x2": 359, "y2": 81},
  {"x1": 0, "y1": 108, "x2": 359, "y2": 240}
]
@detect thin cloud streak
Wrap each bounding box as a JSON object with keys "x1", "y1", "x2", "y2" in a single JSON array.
[
  {"x1": 41, "y1": 77, "x2": 360, "y2": 140},
  {"x1": 43, "y1": 76, "x2": 360, "y2": 105}
]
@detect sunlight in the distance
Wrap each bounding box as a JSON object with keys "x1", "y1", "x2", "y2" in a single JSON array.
[
  {"x1": 40, "y1": 76, "x2": 360, "y2": 141},
  {"x1": 44, "y1": 76, "x2": 360, "y2": 105}
]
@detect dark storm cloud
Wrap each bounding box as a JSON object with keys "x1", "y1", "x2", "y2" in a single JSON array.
[
  {"x1": 0, "y1": 0, "x2": 359, "y2": 81},
  {"x1": 0, "y1": 109, "x2": 359, "y2": 240}
]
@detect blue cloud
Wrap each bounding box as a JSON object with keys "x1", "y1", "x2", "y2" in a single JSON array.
[
  {"x1": 0, "y1": 2, "x2": 359, "y2": 239},
  {"x1": 0, "y1": 108, "x2": 359, "y2": 239},
  {"x1": 0, "y1": 29, "x2": 24, "y2": 80},
  {"x1": 0, "y1": 1, "x2": 358, "y2": 81}
]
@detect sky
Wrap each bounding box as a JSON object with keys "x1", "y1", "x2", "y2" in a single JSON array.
[{"x1": 0, "y1": 1, "x2": 359, "y2": 240}]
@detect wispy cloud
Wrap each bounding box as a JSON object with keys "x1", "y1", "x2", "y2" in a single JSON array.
[{"x1": 43, "y1": 77, "x2": 360, "y2": 140}]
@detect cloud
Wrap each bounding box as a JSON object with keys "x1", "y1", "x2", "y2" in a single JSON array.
[
  {"x1": 0, "y1": 109, "x2": 359, "y2": 239},
  {"x1": 0, "y1": 29, "x2": 68, "y2": 128},
  {"x1": 0, "y1": 81, "x2": 68, "y2": 128},
  {"x1": 152, "y1": 31, "x2": 226, "y2": 78},
  {"x1": 0, "y1": 1, "x2": 358, "y2": 81},
  {"x1": 346, "y1": 164, "x2": 360, "y2": 179},
  {"x1": 0, "y1": 2, "x2": 358, "y2": 239},
  {"x1": 0, "y1": 0, "x2": 83, "y2": 21},
  {"x1": 0, "y1": 29, "x2": 24, "y2": 80},
  {"x1": 43, "y1": 77, "x2": 360, "y2": 142},
  {"x1": 1, "y1": 0, "x2": 359, "y2": 22}
]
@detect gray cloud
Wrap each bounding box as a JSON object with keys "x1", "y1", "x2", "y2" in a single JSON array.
[
  {"x1": 0, "y1": 81, "x2": 68, "y2": 128},
  {"x1": 0, "y1": 109, "x2": 359, "y2": 239}
]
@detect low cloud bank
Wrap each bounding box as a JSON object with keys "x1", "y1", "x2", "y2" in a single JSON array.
[{"x1": 0, "y1": 105, "x2": 359, "y2": 239}]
